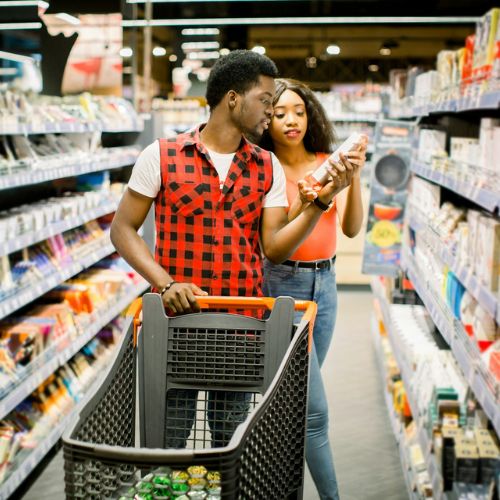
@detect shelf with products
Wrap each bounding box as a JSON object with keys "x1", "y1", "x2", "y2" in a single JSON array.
[
  {"x1": 393, "y1": 90, "x2": 500, "y2": 119},
  {"x1": 0, "y1": 146, "x2": 140, "y2": 191},
  {"x1": 0, "y1": 314, "x2": 134, "y2": 498},
  {"x1": 401, "y1": 250, "x2": 500, "y2": 436},
  {"x1": 0, "y1": 234, "x2": 114, "y2": 322},
  {"x1": 0, "y1": 91, "x2": 144, "y2": 137},
  {"x1": 371, "y1": 316, "x2": 422, "y2": 500},
  {"x1": 408, "y1": 208, "x2": 498, "y2": 321},
  {"x1": 0, "y1": 278, "x2": 148, "y2": 421},
  {"x1": 0, "y1": 200, "x2": 118, "y2": 259},
  {"x1": 371, "y1": 286, "x2": 444, "y2": 499},
  {"x1": 410, "y1": 159, "x2": 499, "y2": 213}
]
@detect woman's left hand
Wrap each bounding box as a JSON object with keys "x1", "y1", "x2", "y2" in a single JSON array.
[{"x1": 342, "y1": 137, "x2": 368, "y2": 178}]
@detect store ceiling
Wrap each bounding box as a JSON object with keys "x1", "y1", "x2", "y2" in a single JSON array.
[{"x1": 1, "y1": 0, "x2": 497, "y2": 88}]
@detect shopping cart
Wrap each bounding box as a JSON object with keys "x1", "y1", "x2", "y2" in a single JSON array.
[{"x1": 63, "y1": 293, "x2": 317, "y2": 500}]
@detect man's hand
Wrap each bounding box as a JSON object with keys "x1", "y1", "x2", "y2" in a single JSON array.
[{"x1": 162, "y1": 282, "x2": 208, "y2": 314}]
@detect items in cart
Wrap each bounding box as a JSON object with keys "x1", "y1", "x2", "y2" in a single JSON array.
[{"x1": 116, "y1": 466, "x2": 221, "y2": 499}]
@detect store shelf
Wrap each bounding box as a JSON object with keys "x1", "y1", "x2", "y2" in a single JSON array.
[
  {"x1": 0, "y1": 279, "x2": 148, "y2": 421},
  {"x1": 398, "y1": 90, "x2": 500, "y2": 118},
  {"x1": 0, "y1": 147, "x2": 140, "y2": 191},
  {"x1": 0, "y1": 201, "x2": 118, "y2": 258},
  {"x1": 408, "y1": 211, "x2": 499, "y2": 319},
  {"x1": 401, "y1": 250, "x2": 500, "y2": 436},
  {"x1": 0, "y1": 121, "x2": 143, "y2": 136},
  {"x1": 0, "y1": 316, "x2": 136, "y2": 500},
  {"x1": 330, "y1": 113, "x2": 381, "y2": 122},
  {"x1": 410, "y1": 160, "x2": 499, "y2": 213},
  {"x1": 371, "y1": 315, "x2": 431, "y2": 500},
  {"x1": 0, "y1": 236, "x2": 114, "y2": 321},
  {"x1": 372, "y1": 279, "x2": 446, "y2": 499}
]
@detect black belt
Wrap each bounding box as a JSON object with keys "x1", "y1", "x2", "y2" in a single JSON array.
[{"x1": 282, "y1": 256, "x2": 336, "y2": 270}]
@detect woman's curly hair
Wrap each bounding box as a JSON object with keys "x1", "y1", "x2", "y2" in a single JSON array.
[{"x1": 260, "y1": 78, "x2": 336, "y2": 154}]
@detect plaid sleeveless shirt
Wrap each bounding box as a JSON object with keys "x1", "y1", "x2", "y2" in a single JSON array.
[{"x1": 155, "y1": 126, "x2": 273, "y2": 299}]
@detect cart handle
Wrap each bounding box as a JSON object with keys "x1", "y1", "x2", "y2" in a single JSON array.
[{"x1": 127, "y1": 296, "x2": 317, "y2": 350}]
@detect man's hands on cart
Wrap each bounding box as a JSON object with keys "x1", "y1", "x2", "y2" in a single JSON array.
[{"x1": 161, "y1": 282, "x2": 208, "y2": 314}]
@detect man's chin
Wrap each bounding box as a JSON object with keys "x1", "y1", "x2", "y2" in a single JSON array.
[{"x1": 244, "y1": 129, "x2": 263, "y2": 145}]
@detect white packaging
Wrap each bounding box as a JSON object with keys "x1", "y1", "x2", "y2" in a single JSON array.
[
  {"x1": 310, "y1": 132, "x2": 365, "y2": 185},
  {"x1": 476, "y1": 215, "x2": 500, "y2": 291},
  {"x1": 478, "y1": 118, "x2": 500, "y2": 171},
  {"x1": 417, "y1": 129, "x2": 446, "y2": 164},
  {"x1": 467, "y1": 210, "x2": 481, "y2": 277}
]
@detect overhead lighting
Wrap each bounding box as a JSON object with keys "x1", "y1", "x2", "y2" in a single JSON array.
[
  {"x1": 219, "y1": 48, "x2": 230, "y2": 56},
  {"x1": 368, "y1": 64, "x2": 379, "y2": 72},
  {"x1": 0, "y1": 68, "x2": 19, "y2": 75},
  {"x1": 379, "y1": 47, "x2": 391, "y2": 56},
  {"x1": 152, "y1": 46, "x2": 167, "y2": 56},
  {"x1": 127, "y1": 0, "x2": 295, "y2": 2},
  {"x1": 169, "y1": 54, "x2": 178, "y2": 62},
  {"x1": 305, "y1": 56, "x2": 317, "y2": 68},
  {"x1": 181, "y1": 41, "x2": 220, "y2": 51},
  {"x1": 326, "y1": 44, "x2": 340, "y2": 55},
  {"x1": 252, "y1": 45, "x2": 266, "y2": 55},
  {"x1": 181, "y1": 28, "x2": 220, "y2": 36},
  {"x1": 0, "y1": 22, "x2": 42, "y2": 30},
  {"x1": 55, "y1": 13, "x2": 81, "y2": 25},
  {"x1": 120, "y1": 47, "x2": 133, "y2": 57},
  {"x1": 187, "y1": 51, "x2": 220, "y2": 60},
  {"x1": 122, "y1": 16, "x2": 478, "y2": 28},
  {"x1": 0, "y1": 1, "x2": 47, "y2": 6},
  {"x1": 0, "y1": 50, "x2": 35, "y2": 64}
]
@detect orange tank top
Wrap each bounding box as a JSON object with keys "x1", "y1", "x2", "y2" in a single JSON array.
[{"x1": 287, "y1": 153, "x2": 337, "y2": 261}]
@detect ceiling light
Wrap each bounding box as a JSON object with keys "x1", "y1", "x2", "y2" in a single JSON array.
[
  {"x1": 305, "y1": 56, "x2": 317, "y2": 68},
  {"x1": 326, "y1": 44, "x2": 340, "y2": 55},
  {"x1": 181, "y1": 41, "x2": 220, "y2": 51},
  {"x1": 55, "y1": 13, "x2": 81, "y2": 25},
  {"x1": 0, "y1": 50, "x2": 35, "y2": 64},
  {"x1": 152, "y1": 46, "x2": 167, "y2": 56},
  {"x1": 0, "y1": 68, "x2": 19, "y2": 75},
  {"x1": 368, "y1": 64, "x2": 379, "y2": 72},
  {"x1": 252, "y1": 45, "x2": 266, "y2": 55},
  {"x1": 0, "y1": 1, "x2": 47, "y2": 6},
  {"x1": 120, "y1": 47, "x2": 133, "y2": 57},
  {"x1": 379, "y1": 47, "x2": 391, "y2": 56},
  {"x1": 187, "y1": 51, "x2": 220, "y2": 60},
  {"x1": 169, "y1": 54, "x2": 177, "y2": 62},
  {"x1": 219, "y1": 48, "x2": 230, "y2": 56},
  {"x1": 122, "y1": 16, "x2": 479, "y2": 28},
  {"x1": 181, "y1": 28, "x2": 220, "y2": 36},
  {"x1": 0, "y1": 22, "x2": 42, "y2": 30}
]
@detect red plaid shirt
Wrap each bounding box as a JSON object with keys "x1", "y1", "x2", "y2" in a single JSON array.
[{"x1": 155, "y1": 125, "x2": 273, "y2": 300}]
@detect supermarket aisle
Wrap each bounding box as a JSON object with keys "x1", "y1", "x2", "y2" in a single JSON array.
[
  {"x1": 19, "y1": 288, "x2": 406, "y2": 500},
  {"x1": 301, "y1": 287, "x2": 407, "y2": 500}
]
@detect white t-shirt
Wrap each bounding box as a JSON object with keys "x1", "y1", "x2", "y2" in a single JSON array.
[{"x1": 128, "y1": 140, "x2": 288, "y2": 208}]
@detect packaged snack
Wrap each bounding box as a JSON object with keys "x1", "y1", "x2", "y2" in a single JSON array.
[
  {"x1": 171, "y1": 470, "x2": 189, "y2": 484},
  {"x1": 171, "y1": 482, "x2": 189, "y2": 496},
  {"x1": 187, "y1": 477, "x2": 206, "y2": 491},
  {"x1": 187, "y1": 465, "x2": 207, "y2": 478},
  {"x1": 205, "y1": 471, "x2": 220, "y2": 483}
]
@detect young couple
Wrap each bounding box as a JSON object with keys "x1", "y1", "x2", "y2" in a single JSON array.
[{"x1": 111, "y1": 49, "x2": 367, "y2": 500}]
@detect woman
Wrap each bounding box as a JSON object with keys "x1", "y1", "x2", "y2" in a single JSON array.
[{"x1": 260, "y1": 78, "x2": 367, "y2": 500}]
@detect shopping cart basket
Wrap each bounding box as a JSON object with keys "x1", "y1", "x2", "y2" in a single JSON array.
[{"x1": 63, "y1": 293, "x2": 317, "y2": 500}]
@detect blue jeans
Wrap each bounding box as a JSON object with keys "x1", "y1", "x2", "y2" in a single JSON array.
[
  {"x1": 165, "y1": 389, "x2": 250, "y2": 449},
  {"x1": 263, "y1": 259, "x2": 339, "y2": 500}
]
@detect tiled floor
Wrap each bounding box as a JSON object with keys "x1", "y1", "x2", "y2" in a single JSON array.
[{"x1": 18, "y1": 288, "x2": 408, "y2": 500}]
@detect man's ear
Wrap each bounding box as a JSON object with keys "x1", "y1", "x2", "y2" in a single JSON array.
[{"x1": 227, "y1": 90, "x2": 238, "y2": 109}]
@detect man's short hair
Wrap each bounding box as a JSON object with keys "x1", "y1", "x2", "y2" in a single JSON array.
[{"x1": 206, "y1": 49, "x2": 278, "y2": 110}]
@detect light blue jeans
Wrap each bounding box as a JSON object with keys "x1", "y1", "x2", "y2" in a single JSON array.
[{"x1": 263, "y1": 258, "x2": 339, "y2": 500}]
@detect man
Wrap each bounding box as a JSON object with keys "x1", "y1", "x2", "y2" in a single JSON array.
[{"x1": 110, "y1": 50, "x2": 352, "y2": 448}]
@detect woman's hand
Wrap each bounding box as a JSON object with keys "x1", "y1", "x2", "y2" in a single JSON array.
[{"x1": 344, "y1": 136, "x2": 368, "y2": 178}]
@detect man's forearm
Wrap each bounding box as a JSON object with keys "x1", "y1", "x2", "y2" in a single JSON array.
[
  {"x1": 110, "y1": 224, "x2": 171, "y2": 289},
  {"x1": 265, "y1": 204, "x2": 323, "y2": 263}
]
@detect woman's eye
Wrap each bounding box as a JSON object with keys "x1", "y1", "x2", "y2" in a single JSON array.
[{"x1": 274, "y1": 113, "x2": 285, "y2": 119}]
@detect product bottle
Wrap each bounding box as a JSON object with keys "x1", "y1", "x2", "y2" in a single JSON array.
[{"x1": 306, "y1": 132, "x2": 366, "y2": 190}]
